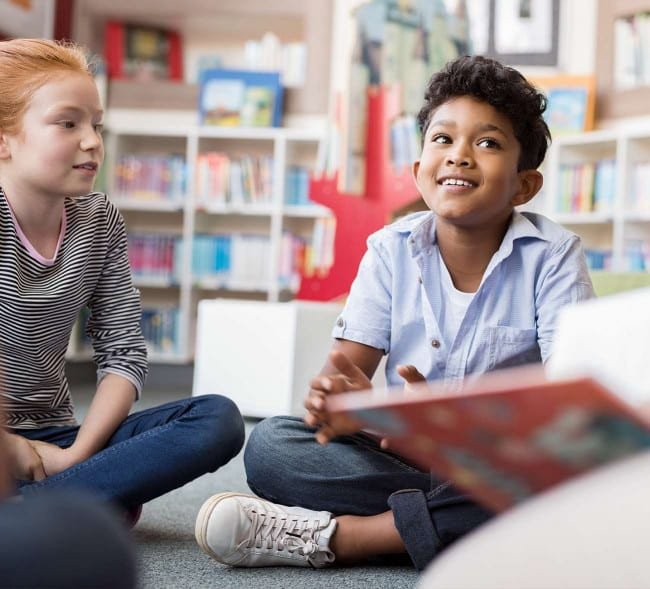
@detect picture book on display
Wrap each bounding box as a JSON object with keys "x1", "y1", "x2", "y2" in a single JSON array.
[
  {"x1": 104, "y1": 21, "x2": 183, "y2": 81},
  {"x1": 326, "y1": 366, "x2": 650, "y2": 512},
  {"x1": 198, "y1": 69, "x2": 283, "y2": 127}
]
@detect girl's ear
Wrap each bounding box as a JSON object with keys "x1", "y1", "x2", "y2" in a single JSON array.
[
  {"x1": 0, "y1": 132, "x2": 11, "y2": 160},
  {"x1": 511, "y1": 169, "x2": 543, "y2": 207}
]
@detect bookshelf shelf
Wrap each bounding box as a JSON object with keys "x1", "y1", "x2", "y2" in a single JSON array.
[
  {"x1": 553, "y1": 213, "x2": 614, "y2": 225},
  {"x1": 111, "y1": 197, "x2": 185, "y2": 212},
  {"x1": 544, "y1": 127, "x2": 650, "y2": 272},
  {"x1": 64, "y1": 117, "x2": 328, "y2": 363}
]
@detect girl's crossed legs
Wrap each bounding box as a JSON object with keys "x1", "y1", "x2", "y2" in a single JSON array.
[{"x1": 16, "y1": 394, "x2": 245, "y2": 510}]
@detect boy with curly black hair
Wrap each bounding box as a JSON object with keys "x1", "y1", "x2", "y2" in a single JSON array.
[{"x1": 195, "y1": 55, "x2": 595, "y2": 572}]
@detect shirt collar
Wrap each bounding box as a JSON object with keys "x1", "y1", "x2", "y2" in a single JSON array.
[{"x1": 392, "y1": 209, "x2": 548, "y2": 259}]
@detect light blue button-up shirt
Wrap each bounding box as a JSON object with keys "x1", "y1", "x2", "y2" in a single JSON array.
[{"x1": 332, "y1": 210, "x2": 595, "y2": 388}]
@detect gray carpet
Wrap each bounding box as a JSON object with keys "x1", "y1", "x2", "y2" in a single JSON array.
[
  {"x1": 132, "y1": 420, "x2": 418, "y2": 589},
  {"x1": 72, "y1": 387, "x2": 418, "y2": 588}
]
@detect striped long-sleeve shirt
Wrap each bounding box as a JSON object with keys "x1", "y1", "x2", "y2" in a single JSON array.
[{"x1": 0, "y1": 189, "x2": 148, "y2": 429}]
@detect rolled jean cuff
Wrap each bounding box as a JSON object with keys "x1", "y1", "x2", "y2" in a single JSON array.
[{"x1": 388, "y1": 488, "x2": 439, "y2": 571}]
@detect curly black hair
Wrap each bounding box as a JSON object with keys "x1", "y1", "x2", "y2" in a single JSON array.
[{"x1": 416, "y1": 55, "x2": 551, "y2": 171}]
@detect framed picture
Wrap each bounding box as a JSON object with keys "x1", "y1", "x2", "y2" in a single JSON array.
[
  {"x1": 199, "y1": 69, "x2": 284, "y2": 128},
  {"x1": 527, "y1": 75, "x2": 596, "y2": 136},
  {"x1": 464, "y1": 0, "x2": 560, "y2": 66}
]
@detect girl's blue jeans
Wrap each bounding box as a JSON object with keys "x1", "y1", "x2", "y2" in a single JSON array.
[
  {"x1": 244, "y1": 416, "x2": 494, "y2": 571},
  {"x1": 16, "y1": 394, "x2": 245, "y2": 510}
]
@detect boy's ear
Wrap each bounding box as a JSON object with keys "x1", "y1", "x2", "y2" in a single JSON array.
[
  {"x1": 412, "y1": 160, "x2": 421, "y2": 187},
  {"x1": 511, "y1": 169, "x2": 543, "y2": 207}
]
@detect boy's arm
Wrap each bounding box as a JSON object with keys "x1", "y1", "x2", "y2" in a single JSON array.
[{"x1": 29, "y1": 374, "x2": 135, "y2": 476}]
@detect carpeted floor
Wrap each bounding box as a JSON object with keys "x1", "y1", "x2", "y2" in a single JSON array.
[
  {"x1": 73, "y1": 387, "x2": 418, "y2": 589},
  {"x1": 133, "y1": 423, "x2": 418, "y2": 588}
]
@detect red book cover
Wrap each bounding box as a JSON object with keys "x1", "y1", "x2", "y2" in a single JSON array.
[
  {"x1": 326, "y1": 365, "x2": 650, "y2": 512},
  {"x1": 104, "y1": 21, "x2": 182, "y2": 81}
]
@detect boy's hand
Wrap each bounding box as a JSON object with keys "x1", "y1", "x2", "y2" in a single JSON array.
[
  {"x1": 3, "y1": 431, "x2": 46, "y2": 482},
  {"x1": 304, "y1": 350, "x2": 371, "y2": 444},
  {"x1": 380, "y1": 364, "x2": 427, "y2": 451},
  {"x1": 396, "y1": 364, "x2": 426, "y2": 389}
]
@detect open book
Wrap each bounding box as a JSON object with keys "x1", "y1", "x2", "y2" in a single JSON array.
[{"x1": 326, "y1": 288, "x2": 650, "y2": 512}]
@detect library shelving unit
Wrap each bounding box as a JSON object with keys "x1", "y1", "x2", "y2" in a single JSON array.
[
  {"x1": 543, "y1": 125, "x2": 650, "y2": 274},
  {"x1": 65, "y1": 109, "x2": 330, "y2": 363}
]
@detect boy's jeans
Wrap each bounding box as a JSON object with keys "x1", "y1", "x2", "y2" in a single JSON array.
[
  {"x1": 244, "y1": 416, "x2": 493, "y2": 570},
  {"x1": 16, "y1": 394, "x2": 245, "y2": 509}
]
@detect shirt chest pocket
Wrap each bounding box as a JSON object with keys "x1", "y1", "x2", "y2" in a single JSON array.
[{"x1": 486, "y1": 325, "x2": 541, "y2": 370}]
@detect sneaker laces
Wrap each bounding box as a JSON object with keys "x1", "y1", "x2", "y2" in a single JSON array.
[{"x1": 245, "y1": 506, "x2": 330, "y2": 561}]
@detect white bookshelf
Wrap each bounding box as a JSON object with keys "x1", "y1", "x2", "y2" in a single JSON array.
[
  {"x1": 66, "y1": 110, "x2": 331, "y2": 363},
  {"x1": 542, "y1": 126, "x2": 650, "y2": 273}
]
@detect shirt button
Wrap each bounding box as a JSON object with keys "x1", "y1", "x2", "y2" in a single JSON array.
[
  {"x1": 336, "y1": 318, "x2": 344, "y2": 327},
  {"x1": 431, "y1": 339, "x2": 440, "y2": 348},
  {"x1": 418, "y1": 276, "x2": 423, "y2": 284}
]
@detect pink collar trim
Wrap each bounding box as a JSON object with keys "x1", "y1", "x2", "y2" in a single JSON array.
[{"x1": 5, "y1": 197, "x2": 67, "y2": 266}]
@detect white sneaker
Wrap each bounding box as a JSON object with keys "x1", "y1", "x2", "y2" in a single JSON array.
[{"x1": 195, "y1": 492, "x2": 337, "y2": 568}]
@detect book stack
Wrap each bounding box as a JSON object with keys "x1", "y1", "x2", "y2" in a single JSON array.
[
  {"x1": 556, "y1": 160, "x2": 616, "y2": 214},
  {"x1": 127, "y1": 234, "x2": 182, "y2": 285},
  {"x1": 114, "y1": 154, "x2": 186, "y2": 201},
  {"x1": 195, "y1": 153, "x2": 273, "y2": 208},
  {"x1": 141, "y1": 306, "x2": 180, "y2": 355}
]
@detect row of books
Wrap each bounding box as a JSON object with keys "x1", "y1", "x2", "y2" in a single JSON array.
[
  {"x1": 114, "y1": 154, "x2": 187, "y2": 200},
  {"x1": 285, "y1": 166, "x2": 311, "y2": 206},
  {"x1": 584, "y1": 248, "x2": 612, "y2": 271},
  {"x1": 141, "y1": 306, "x2": 180, "y2": 355},
  {"x1": 243, "y1": 32, "x2": 307, "y2": 88},
  {"x1": 127, "y1": 229, "x2": 335, "y2": 290},
  {"x1": 585, "y1": 243, "x2": 650, "y2": 271},
  {"x1": 626, "y1": 240, "x2": 650, "y2": 272},
  {"x1": 192, "y1": 232, "x2": 329, "y2": 292},
  {"x1": 614, "y1": 12, "x2": 650, "y2": 90},
  {"x1": 277, "y1": 219, "x2": 336, "y2": 291},
  {"x1": 556, "y1": 160, "x2": 616, "y2": 214},
  {"x1": 389, "y1": 114, "x2": 419, "y2": 172},
  {"x1": 195, "y1": 153, "x2": 273, "y2": 207},
  {"x1": 128, "y1": 234, "x2": 181, "y2": 284},
  {"x1": 71, "y1": 305, "x2": 180, "y2": 356}
]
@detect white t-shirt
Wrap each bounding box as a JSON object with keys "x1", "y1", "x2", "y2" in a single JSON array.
[{"x1": 437, "y1": 249, "x2": 475, "y2": 347}]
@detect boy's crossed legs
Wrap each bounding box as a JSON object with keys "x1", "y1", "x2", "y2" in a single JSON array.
[{"x1": 196, "y1": 416, "x2": 492, "y2": 570}]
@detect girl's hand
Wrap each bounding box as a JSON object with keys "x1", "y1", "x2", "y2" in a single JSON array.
[
  {"x1": 304, "y1": 350, "x2": 371, "y2": 444},
  {"x1": 28, "y1": 440, "x2": 79, "y2": 477},
  {"x1": 3, "y1": 432, "x2": 46, "y2": 481}
]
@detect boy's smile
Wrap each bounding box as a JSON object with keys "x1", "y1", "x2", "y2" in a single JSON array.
[{"x1": 413, "y1": 96, "x2": 541, "y2": 231}]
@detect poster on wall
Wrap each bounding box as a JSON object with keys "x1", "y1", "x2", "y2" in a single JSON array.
[{"x1": 0, "y1": 0, "x2": 54, "y2": 38}]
